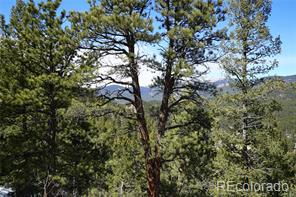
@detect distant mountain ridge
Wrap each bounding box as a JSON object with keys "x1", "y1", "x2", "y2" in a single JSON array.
[
  {"x1": 98, "y1": 75, "x2": 296, "y2": 101},
  {"x1": 97, "y1": 85, "x2": 162, "y2": 101},
  {"x1": 282, "y1": 75, "x2": 296, "y2": 83},
  {"x1": 213, "y1": 75, "x2": 296, "y2": 88}
]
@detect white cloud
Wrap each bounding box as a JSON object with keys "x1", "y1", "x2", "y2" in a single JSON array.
[
  {"x1": 89, "y1": 44, "x2": 228, "y2": 88},
  {"x1": 95, "y1": 49, "x2": 157, "y2": 87},
  {"x1": 204, "y1": 63, "x2": 225, "y2": 81}
]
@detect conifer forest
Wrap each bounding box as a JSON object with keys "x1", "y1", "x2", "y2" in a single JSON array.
[{"x1": 0, "y1": 0, "x2": 296, "y2": 196}]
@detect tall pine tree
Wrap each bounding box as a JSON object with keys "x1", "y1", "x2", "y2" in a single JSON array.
[
  {"x1": 212, "y1": 0, "x2": 294, "y2": 196},
  {"x1": 73, "y1": 0, "x2": 225, "y2": 196},
  {"x1": 0, "y1": 0, "x2": 107, "y2": 195}
]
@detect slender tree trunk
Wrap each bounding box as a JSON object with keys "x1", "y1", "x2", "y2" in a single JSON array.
[
  {"x1": 242, "y1": 38, "x2": 250, "y2": 189},
  {"x1": 242, "y1": 103, "x2": 250, "y2": 190},
  {"x1": 128, "y1": 40, "x2": 160, "y2": 197},
  {"x1": 154, "y1": 36, "x2": 175, "y2": 197},
  {"x1": 141, "y1": 2, "x2": 176, "y2": 193},
  {"x1": 134, "y1": 84, "x2": 160, "y2": 197}
]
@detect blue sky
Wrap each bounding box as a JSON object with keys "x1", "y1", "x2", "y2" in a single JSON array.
[
  {"x1": 0, "y1": 0, "x2": 295, "y2": 83},
  {"x1": 268, "y1": 0, "x2": 296, "y2": 76}
]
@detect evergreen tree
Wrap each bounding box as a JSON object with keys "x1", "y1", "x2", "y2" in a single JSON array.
[
  {"x1": 0, "y1": 0, "x2": 107, "y2": 195},
  {"x1": 73, "y1": 0, "x2": 225, "y2": 196},
  {"x1": 160, "y1": 102, "x2": 216, "y2": 196},
  {"x1": 0, "y1": 1, "x2": 41, "y2": 195},
  {"x1": 1, "y1": 0, "x2": 294, "y2": 196},
  {"x1": 212, "y1": 0, "x2": 294, "y2": 196},
  {"x1": 152, "y1": 0, "x2": 225, "y2": 195},
  {"x1": 71, "y1": 0, "x2": 160, "y2": 195}
]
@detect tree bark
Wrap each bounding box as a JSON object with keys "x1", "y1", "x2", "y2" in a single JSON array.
[
  {"x1": 128, "y1": 39, "x2": 160, "y2": 197},
  {"x1": 242, "y1": 37, "x2": 250, "y2": 189}
]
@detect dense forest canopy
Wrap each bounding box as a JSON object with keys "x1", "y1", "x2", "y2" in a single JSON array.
[{"x1": 0, "y1": 0, "x2": 295, "y2": 196}]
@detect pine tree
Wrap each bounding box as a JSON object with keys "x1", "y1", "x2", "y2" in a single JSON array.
[
  {"x1": 73, "y1": 0, "x2": 225, "y2": 196},
  {"x1": 71, "y1": 0, "x2": 160, "y2": 195},
  {"x1": 0, "y1": 1, "x2": 40, "y2": 195},
  {"x1": 160, "y1": 102, "x2": 216, "y2": 196},
  {"x1": 153, "y1": 0, "x2": 225, "y2": 195},
  {"x1": 0, "y1": 0, "x2": 104, "y2": 195},
  {"x1": 212, "y1": 0, "x2": 294, "y2": 196}
]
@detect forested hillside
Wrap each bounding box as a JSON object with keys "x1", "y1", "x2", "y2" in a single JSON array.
[
  {"x1": 276, "y1": 84, "x2": 296, "y2": 145},
  {"x1": 0, "y1": 0, "x2": 295, "y2": 197}
]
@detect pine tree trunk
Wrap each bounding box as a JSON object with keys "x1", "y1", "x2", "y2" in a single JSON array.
[
  {"x1": 242, "y1": 39, "x2": 250, "y2": 189},
  {"x1": 136, "y1": 101, "x2": 161, "y2": 197},
  {"x1": 137, "y1": 110, "x2": 160, "y2": 197},
  {"x1": 127, "y1": 38, "x2": 161, "y2": 197},
  {"x1": 146, "y1": 156, "x2": 160, "y2": 197}
]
